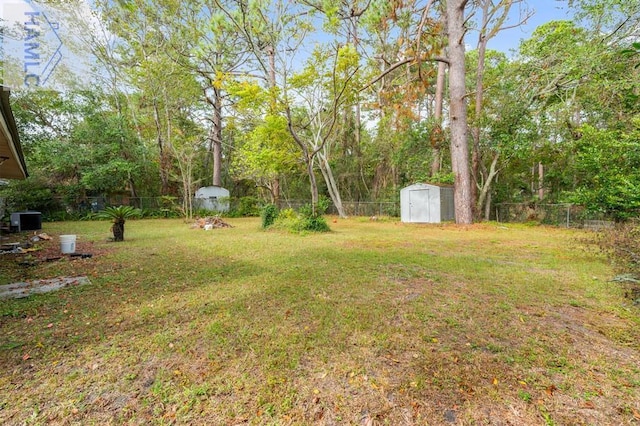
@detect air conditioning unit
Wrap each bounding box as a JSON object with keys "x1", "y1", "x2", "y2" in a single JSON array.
[{"x1": 10, "y1": 211, "x2": 42, "y2": 232}]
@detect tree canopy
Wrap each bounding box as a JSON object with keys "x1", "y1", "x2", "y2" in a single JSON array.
[{"x1": 2, "y1": 0, "x2": 638, "y2": 222}]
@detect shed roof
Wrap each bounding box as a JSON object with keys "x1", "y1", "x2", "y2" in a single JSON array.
[
  {"x1": 0, "y1": 87, "x2": 27, "y2": 180},
  {"x1": 402, "y1": 182, "x2": 454, "y2": 190}
]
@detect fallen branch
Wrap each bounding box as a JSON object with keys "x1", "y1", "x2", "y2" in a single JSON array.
[{"x1": 191, "y1": 216, "x2": 234, "y2": 230}]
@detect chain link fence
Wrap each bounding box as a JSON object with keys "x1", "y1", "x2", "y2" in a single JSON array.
[
  {"x1": 10, "y1": 193, "x2": 625, "y2": 227},
  {"x1": 58, "y1": 196, "x2": 169, "y2": 213},
  {"x1": 495, "y1": 203, "x2": 614, "y2": 228},
  {"x1": 277, "y1": 200, "x2": 399, "y2": 217},
  {"x1": 46, "y1": 196, "x2": 401, "y2": 219}
]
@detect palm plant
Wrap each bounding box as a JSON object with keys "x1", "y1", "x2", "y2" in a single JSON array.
[{"x1": 97, "y1": 205, "x2": 142, "y2": 241}]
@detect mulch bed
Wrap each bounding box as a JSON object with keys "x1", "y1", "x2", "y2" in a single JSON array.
[{"x1": 0, "y1": 234, "x2": 112, "y2": 285}]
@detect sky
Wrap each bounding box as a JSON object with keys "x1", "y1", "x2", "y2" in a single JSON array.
[
  {"x1": 0, "y1": 0, "x2": 572, "y2": 92},
  {"x1": 486, "y1": 0, "x2": 571, "y2": 55},
  {"x1": 1, "y1": 0, "x2": 100, "y2": 90}
]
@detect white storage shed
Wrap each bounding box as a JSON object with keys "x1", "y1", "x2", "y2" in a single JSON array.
[
  {"x1": 194, "y1": 186, "x2": 230, "y2": 212},
  {"x1": 400, "y1": 183, "x2": 455, "y2": 223}
]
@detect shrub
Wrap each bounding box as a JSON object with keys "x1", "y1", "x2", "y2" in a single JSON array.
[
  {"x1": 141, "y1": 208, "x2": 182, "y2": 219},
  {"x1": 193, "y1": 208, "x2": 218, "y2": 218},
  {"x1": 156, "y1": 196, "x2": 182, "y2": 218},
  {"x1": 591, "y1": 222, "x2": 640, "y2": 305},
  {"x1": 595, "y1": 222, "x2": 640, "y2": 276},
  {"x1": 261, "y1": 204, "x2": 279, "y2": 229},
  {"x1": 272, "y1": 203, "x2": 331, "y2": 233},
  {"x1": 298, "y1": 196, "x2": 330, "y2": 217},
  {"x1": 272, "y1": 208, "x2": 302, "y2": 232},
  {"x1": 228, "y1": 196, "x2": 262, "y2": 217},
  {"x1": 299, "y1": 198, "x2": 331, "y2": 233},
  {"x1": 96, "y1": 205, "x2": 142, "y2": 242},
  {"x1": 0, "y1": 178, "x2": 60, "y2": 213},
  {"x1": 301, "y1": 215, "x2": 330, "y2": 232}
]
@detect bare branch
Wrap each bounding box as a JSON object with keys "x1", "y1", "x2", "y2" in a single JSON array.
[
  {"x1": 601, "y1": 14, "x2": 632, "y2": 43},
  {"x1": 487, "y1": 4, "x2": 534, "y2": 39},
  {"x1": 362, "y1": 55, "x2": 449, "y2": 91},
  {"x1": 298, "y1": 0, "x2": 372, "y2": 19},
  {"x1": 415, "y1": 0, "x2": 438, "y2": 81}
]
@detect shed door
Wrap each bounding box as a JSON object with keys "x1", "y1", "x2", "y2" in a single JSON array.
[{"x1": 409, "y1": 189, "x2": 430, "y2": 222}]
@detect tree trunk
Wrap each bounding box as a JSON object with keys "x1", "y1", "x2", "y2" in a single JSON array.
[
  {"x1": 267, "y1": 44, "x2": 276, "y2": 92},
  {"x1": 307, "y1": 156, "x2": 319, "y2": 216},
  {"x1": 470, "y1": 0, "x2": 494, "y2": 220},
  {"x1": 476, "y1": 151, "x2": 499, "y2": 218},
  {"x1": 538, "y1": 162, "x2": 544, "y2": 200},
  {"x1": 431, "y1": 61, "x2": 446, "y2": 177},
  {"x1": 471, "y1": 36, "x2": 488, "y2": 220},
  {"x1": 153, "y1": 102, "x2": 170, "y2": 195},
  {"x1": 471, "y1": 0, "x2": 515, "y2": 220},
  {"x1": 447, "y1": 0, "x2": 473, "y2": 224},
  {"x1": 272, "y1": 177, "x2": 280, "y2": 205},
  {"x1": 212, "y1": 88, "x2": 223, "y2": 187},
  {"x1": 286, "y1": 108, "x2": 319, "y2": 216},
  {"x1": 351, "y1": 20, "x2": 363, "y2": 160},
  {"x1": 128, "y1": 175, "x2": 140, "y2": 208},
  {"x1": 266, "y1": 44, "x2": 281, "y2": 204},
  {"x1": 484, "y1": 190, "x2": 492, "y2": 221},
  {"x1": 318, "y1": 152, "x2": 347, "y2": 218},
  {"x1": 175, "y1": 150, "x2": 195, "y2": 220},
  {"x1": 112, "y1": 220, "x2": 125, "y2": 242}
]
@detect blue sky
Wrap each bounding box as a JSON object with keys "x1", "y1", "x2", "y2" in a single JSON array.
[{"x1": 485, "y1": 0, "x2": 571, "y2": 55}]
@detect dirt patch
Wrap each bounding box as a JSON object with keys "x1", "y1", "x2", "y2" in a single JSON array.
[
  {"x1": 1, "y1": 236, "x2": 106, "y2": 261},
  {"x1": 515, "y1": 305, "x2": 640, "y2": 423},
  {"x1": 545, "y1": 305, "x2": 640, "y2": 363},
  {"x1": 0, "y1": 235, "x2": 112, "y2": 285}
]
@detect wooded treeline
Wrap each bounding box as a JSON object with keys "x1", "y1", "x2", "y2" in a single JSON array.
[{"x1": 2, "y1": 0, "x2": 639, "y2": 222}]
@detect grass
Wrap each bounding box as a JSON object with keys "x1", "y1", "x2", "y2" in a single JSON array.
[{"x1": 0, "y1": 218, "x2": 639, "y2": 425}]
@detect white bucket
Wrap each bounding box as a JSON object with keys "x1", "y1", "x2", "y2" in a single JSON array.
[{"x1": 60, "y1": 235, "x2": 77, "y2": 254}]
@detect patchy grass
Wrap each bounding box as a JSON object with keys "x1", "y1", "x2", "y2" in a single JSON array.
[{"x1": 0, "y1": 218, "x2": 639, "y2": 425}]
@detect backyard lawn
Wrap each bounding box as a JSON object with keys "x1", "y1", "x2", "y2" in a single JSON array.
[{"x1": 0, "y1": 218, "x2": 639, "y2": 425}]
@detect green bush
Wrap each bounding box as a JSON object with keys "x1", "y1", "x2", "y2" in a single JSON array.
[
  {"x1": 193, "y1": 208, "x2": 218, "y2": 218},
  {"x1": 228, "y1": 196, "x2": 262, "y2": 217},
  {"x1": 592, "y1": 222, "x2": 640, "y2": 305},
  {"x1": 299, "y1": 196, "x2": 331, "y2": 218},
  {"x1": 567, "y1": 125, "x2": 640, "y2": 221},
  {"x1": 0, "y1": 178, "x2": 61, "y2": 213},
  {"x1": 272, "y1": 208, "x2": 302, "y2": 232},
  {"x1": 272, "y1": 204, "x2": 330, "y2": 233},
  {"x1": 261, "y1": 204, "x2": 279, "y2": 229},
  {"x1": 141, "y1": 208, "x2": 182, "y2": 219},
  {"x1": 154, "y1": 196, "x2": 182, "y2": 218},
  {"x1": 299, "y1": 198, "x2": 331, "y2": 232},
  {"x1": 301, "y1": 215, "x2": 330, "y2": 232},
  {"x1": 595, "y1": 222, "x2": 640, "y2": 276}
]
